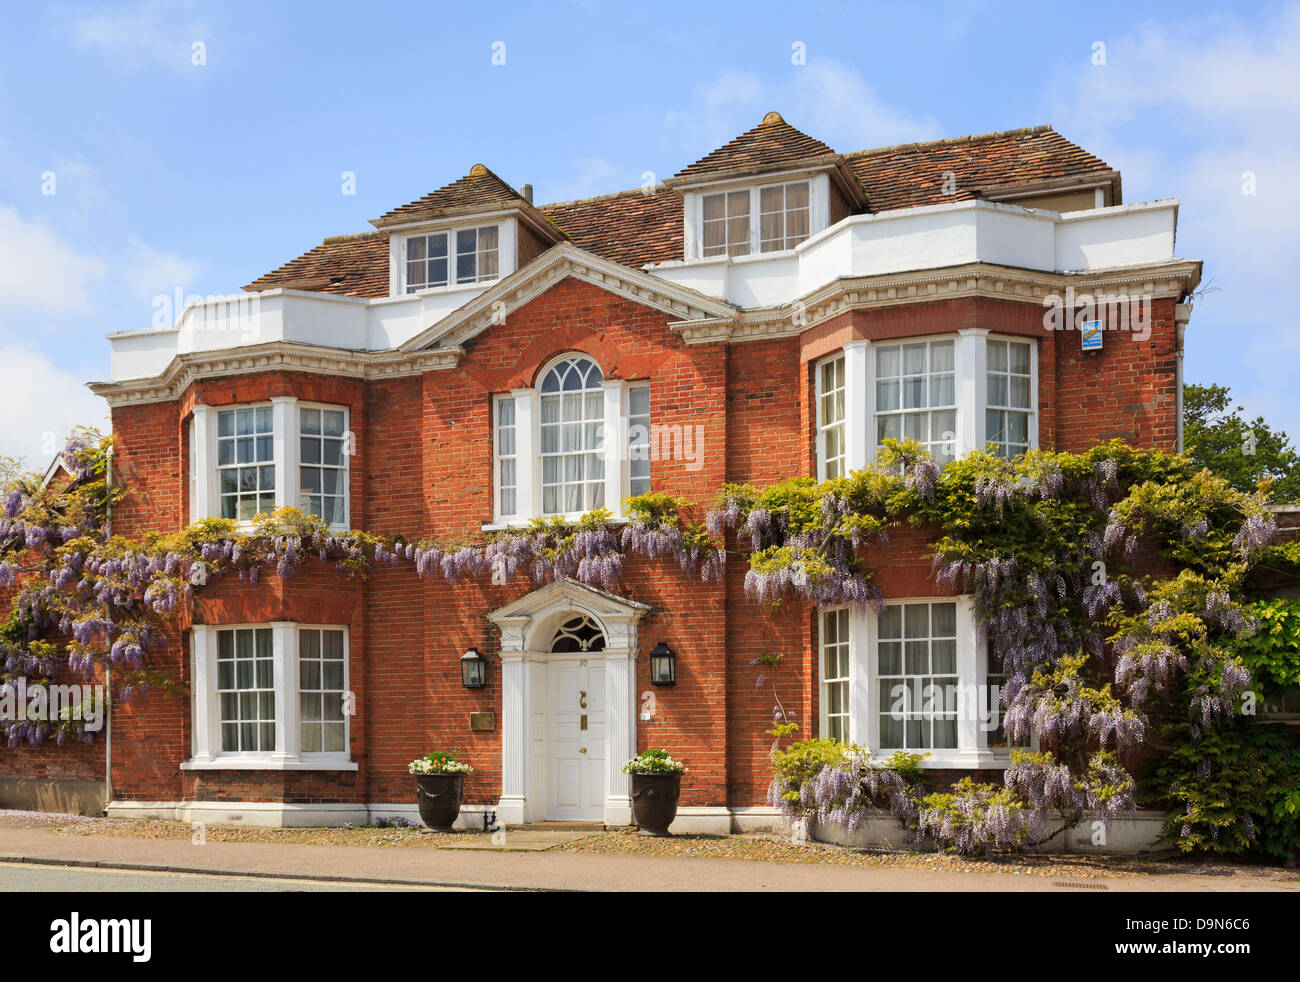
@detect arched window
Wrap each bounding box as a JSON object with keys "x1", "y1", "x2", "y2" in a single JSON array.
[
  {"x1": 550, "y1": 615, "x2": 606, "y2": 653},
  {"x1": 539, "y1": 356, "x2": 606, "y2": 514}
]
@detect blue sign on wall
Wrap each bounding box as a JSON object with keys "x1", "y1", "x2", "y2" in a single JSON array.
[{"x1": 1081, "y1": 319, "x2": 1103, "y2": 351}]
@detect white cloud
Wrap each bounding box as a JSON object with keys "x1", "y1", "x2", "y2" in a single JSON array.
[
  {"x1": 1048, "y1": 5, "x2": 1300, "y2": 439},
  {"x1": 666, "y1": 59, "x2": 942, "y2": 161},
  {"x1": 121, "y1": 236, "x2": 201, "y2": 307},
  {"x1": 0, "y1": 207, "x2": 105, "y2": 315},
  {"x1": 68, "y1": 0, "x2": 208, "y2": 71},
  {"x1": 0, "y1": 345, "x2": 108, "y2": 467}
]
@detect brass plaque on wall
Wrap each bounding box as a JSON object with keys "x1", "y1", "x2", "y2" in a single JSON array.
[{"x1": 469, "y1": 712, "x2": 496, "y2": 731}]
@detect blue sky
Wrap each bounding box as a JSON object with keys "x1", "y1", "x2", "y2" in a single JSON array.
[{"x1": 1, "y1": 0, "x2": 1297, "y2": 465}]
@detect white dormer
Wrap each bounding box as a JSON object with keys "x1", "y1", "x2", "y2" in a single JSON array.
[
  {"x1": 385, "y1": 212, "x2": 520, "y2": 297},
  {"x1": 679, "y1": 170, "x2": 830, "y2": 261}
]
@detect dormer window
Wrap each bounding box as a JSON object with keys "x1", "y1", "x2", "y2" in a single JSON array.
[
  {"x1": 759, "y1": 182, "x2": 810, "y2": 252},
  {"x1": 699, "y1": 180, "x2": 811, "y2": 258},
  {"x1": 404, "y1": 224, "x2": 499, "y2": 292},
  {"x1": 702, "y1": 191, "x2": 751, "y2": 258}
]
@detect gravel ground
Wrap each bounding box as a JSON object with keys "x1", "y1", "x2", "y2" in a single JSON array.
[{"x1": 2, "y1": 810, "x2": 1295, "y2": 884}]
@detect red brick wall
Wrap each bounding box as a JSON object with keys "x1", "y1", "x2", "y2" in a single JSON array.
[{"x1": 3, "y1": 281, "x2": 1183, "y2": 816}]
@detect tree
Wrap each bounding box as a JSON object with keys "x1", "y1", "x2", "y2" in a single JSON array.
[{"x1": 1184, "y1": 383, "x2": 1300, "y2": 503}]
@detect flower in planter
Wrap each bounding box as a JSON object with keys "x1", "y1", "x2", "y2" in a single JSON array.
[
  {"x1": 622, "y1": 748, "x2": 686, "y2": 774},
  {"x1": 408, "y1": 750, "x2": 473, "y2": 775}
]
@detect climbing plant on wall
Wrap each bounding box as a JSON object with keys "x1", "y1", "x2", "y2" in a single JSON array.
[{"x1": 1, "y1": 429, "x2": 1295, "y2": 861}]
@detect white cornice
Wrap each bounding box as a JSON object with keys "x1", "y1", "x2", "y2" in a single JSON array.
[
  {"x1": 670, "y1": 259, "x2": 1203, "y2": 344},
  {"x1": 398, "y1": 241, "x2": 737, "y2": 353},
  {"x1": 88, "y1": 340, "x2": 464, "y2": 407}
]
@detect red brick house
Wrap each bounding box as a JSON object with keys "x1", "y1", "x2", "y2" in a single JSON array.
[{"x1": 48, "y1": 113, "x2": 1200, "y2": 832}]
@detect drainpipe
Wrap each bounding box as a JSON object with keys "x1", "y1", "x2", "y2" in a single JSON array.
[
  {"x1": 103, "y1": 445, "x2": 113, "y2": 815},
  {"x1": 1174, "y1": 303, "x2": 1192, "y2": 452}
]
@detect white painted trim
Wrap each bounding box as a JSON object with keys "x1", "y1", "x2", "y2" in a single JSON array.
[
  {"x1": 855, "y1": 595, "x2": 1016, "y2": 768},
  {"x1": 185, "y1": 623, "x2": 353, "y2": 771},
  {"x1": 390, "y1": 216, "x2": 517, "y2": 297},
  {"x1": 104, "y1": 799, "x2": 784, "y2": 834},
  {"x1": 842, "y1": 340, "x2": 870, "y2": 473},
  {"x1": 488, "y1": 580, "x2": 649, "y2": 827}
]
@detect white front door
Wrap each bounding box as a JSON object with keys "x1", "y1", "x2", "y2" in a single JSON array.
[{"x1": 546, "y1": 658, "x2": 605, "y2": 821}]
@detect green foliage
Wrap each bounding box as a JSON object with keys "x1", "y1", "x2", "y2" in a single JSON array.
[
  {"x1": 1183, "y1": 382, "x2": 1300, "y2": 502},
  {"x1": 1235, "y1": 599, "x2": 1300, "y2": 696},
  {"x1": 1145, "y1": 719, "x2": 1300, "y2": 861},
  {"x1": 770, "y1": 739, "x2": 850, "y2": 804}
]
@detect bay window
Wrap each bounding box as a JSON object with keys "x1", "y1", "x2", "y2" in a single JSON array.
[
  {"x1": 820, "y1": 607, "x2": 850, "y2": 743},
  {"x1": 815, "y1": 354, "x2": 846, "y2": 480},
  {"x1": 985, "y1": 339, "x2": 1033, "y2": 458},
  {"x1": 190, "y1": 399, "x2": 350, "y2": 529},
  {"x1": 876, "y1": 601, "x2": 958, "y2": 751},
  {"x1": 874, "y1": 339, "x2": 957, "y2": 466},
  {"x1": 491, "y1": 354, "x2": 651, "y2": 525},
  {"x1": 187, "y1": 623, "x2": 353, "y2": 769},
  {"x1": 812, "y1": 332, "x2": 1038, "y2": 478},
  {"x1": 815, "y1": 596, "x2": 1026, "y2": 766},
  {"x1": 216, "y1": 407, "x2": 276, "y2": 521}
]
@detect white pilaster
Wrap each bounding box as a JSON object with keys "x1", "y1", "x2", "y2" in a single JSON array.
[
  {"x1": 954, "y1": 598, "x2": 983, "y2": 762},
  {"x1": 956, "y1": 328, "x2": 989, "y2": 458},
  {"x1": 847, "y1": 605, "x2": 872, "y2": 748},
  {"x1": 271, "y1": 621, "x2": 298, "y2": 762},
  {"x1": 498, "y1": 652, "x2": 530, "y2": 826},
  {"x1": 842, "y1": 340, "x2": 871, "y2": 473},
  {"x1": 511, "y1": 388, "x2": 538, "y2": 522},
  {"x1": 602, "y1": 645, "x2": 637, "y2": 826},
  {"x1": 602, "y1": 379, "x2": 627, "y2": 515},
  {"x1": 271, "y1": 396, "x2": 298, "y2": 512}
]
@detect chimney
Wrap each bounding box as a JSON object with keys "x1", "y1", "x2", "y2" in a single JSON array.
[{"x1": 520, "y1": 183, "x2": 533, "y2": 204}]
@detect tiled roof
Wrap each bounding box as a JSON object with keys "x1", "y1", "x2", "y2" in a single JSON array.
[
  {"x1": 373, "y1": 164, "x2": 525, "y2": 226},
  {"x1": 243, "y1": 231, "x2": 389, "y2": 297},
  {"x1": 245, "y1": 123, "x2": 1120, "y2": 294},
  {"x1": 848, "y1": 125, "x2": 1116, "y2": 211},
  {"x1": 673, "y1": 111, "x2": 838, "y2": 180},
  {"x1": 540, "y1": 188, "x2": 683, "y2": 268}
]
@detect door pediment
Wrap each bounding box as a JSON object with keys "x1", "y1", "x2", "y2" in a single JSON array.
[{"x1": 488, "y1": 578, "x2": 650, "y2": 652}]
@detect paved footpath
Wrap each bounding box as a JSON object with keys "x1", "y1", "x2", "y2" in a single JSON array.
[{"x1": 0, "y1": 825, "x2": 1295, "y2": 891}]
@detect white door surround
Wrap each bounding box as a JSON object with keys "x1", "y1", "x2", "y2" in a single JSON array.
[{"x1": 488, "y1": 579, "x2": 649, "y2": 827}]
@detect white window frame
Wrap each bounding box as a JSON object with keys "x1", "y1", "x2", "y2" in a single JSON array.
[
  {"x1": 185, "y1": 623, "x2": 356, "y2": 770},
  {"x1": 823, "y1": 331, "x2": 1039, "y2": 476},
  {"x1": 829, "y1": 595, "x2": 1026, "y2": 768},
  {"x1": 296, "y1": 402, "x2": 351, "y2": 527},
  {"x1": 488, "y1": 353, "x2": 643, "y2": 527},
  {"x1": 814, "y1": 352, "x2": 847, "y2": 481},
  {"x1": 872, "y1": 337, "x2": 959, "y2": 466},
  {"x1": 684, "y1": 171, "x2": 828, "y2": 261},
  {"x1": 392, "y1": 216, "x2": 520, "y2": 296},
  {"x1": 190, "y1": 399, "x2": 350, "y2": 531},
  {"x1": 627, "y1": 383, "x2": 651, "y2": 498},
  {"x1": 985, "y1": 337, "x2": 1036, "y2": 459}
]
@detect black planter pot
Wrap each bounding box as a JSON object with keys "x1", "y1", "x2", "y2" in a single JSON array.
[
  {"x1": 630, "y1": 771, "x2": 681, "y2": 836},
  {"x1": 415, "y1": 773, "x2": 465, "y2": 832}
]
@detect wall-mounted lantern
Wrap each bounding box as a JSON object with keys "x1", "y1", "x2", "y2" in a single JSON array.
[
  {"x1": 461, "y1": 647, "x2": 487, "y2": 689},
  {"x1": 649, "y1": 642, "x2": 676, "y2": 686}
]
